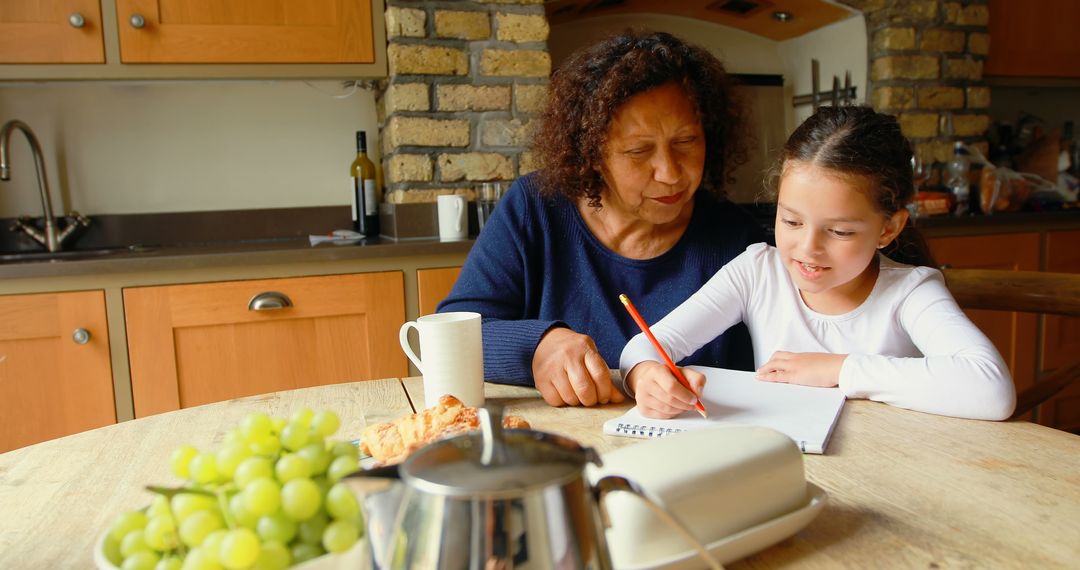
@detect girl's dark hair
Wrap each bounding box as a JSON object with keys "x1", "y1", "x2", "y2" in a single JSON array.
[
  {"x1": 770, "y1": 106, "x2": 935, "y2": 267},
  {"x1": 533, "y1": 30, "x2": 748, "y2": 208}
]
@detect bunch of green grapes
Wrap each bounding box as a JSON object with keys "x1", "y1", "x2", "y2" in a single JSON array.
[{"x1": 102, "y1": 409, "x2": 364, "y2": 570}]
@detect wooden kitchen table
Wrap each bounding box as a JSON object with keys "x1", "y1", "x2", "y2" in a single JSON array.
[
  {"x1": 0, "y1": 378, "x2": 412, "y2": 569},
  {"x1": 405, "y1": 378, "x2": 1080, "y2": 569}
]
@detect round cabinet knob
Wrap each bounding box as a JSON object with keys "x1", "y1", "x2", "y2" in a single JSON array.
[
  {"x1": 129, "y1": 14, "x2": 146, "y2": 29},
  {"x1": 72, "y1": 328, "x2": 91, "y2": 345},
  {"x1": 247, "y1": 291, "x2": 294, "y2": 311},
  {"x1": 69, "y1": 13, "x2": 86, "y2": 28}
]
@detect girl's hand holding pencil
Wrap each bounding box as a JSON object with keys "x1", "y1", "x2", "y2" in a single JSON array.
[
  {"x1": 625, "y1": 361, "x2": 709, "y2": 419},
  {"x1": 620, "y1": 294, "x2": 710, "y2": 419}
]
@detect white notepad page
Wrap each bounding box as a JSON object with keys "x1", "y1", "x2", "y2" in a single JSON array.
[{"x1": 603, "y1": 366, "x2": 846, "y2": 454}]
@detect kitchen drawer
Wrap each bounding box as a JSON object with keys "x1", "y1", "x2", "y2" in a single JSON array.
[{"x1": 124, "y1": 272, "x2": 407, "y2": 417}]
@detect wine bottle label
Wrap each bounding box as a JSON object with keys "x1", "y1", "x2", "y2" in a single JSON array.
[
  {"x1": 351, "y1": 178, "x2": 361, "y2": 222},
  {"x1": 363, "y1": 179, "x2": 377, "y2": 216}
]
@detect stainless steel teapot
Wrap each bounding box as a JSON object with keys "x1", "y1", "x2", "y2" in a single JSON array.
[{"x1": 345, "y1": 405, "x2": 719, "y2": 569}]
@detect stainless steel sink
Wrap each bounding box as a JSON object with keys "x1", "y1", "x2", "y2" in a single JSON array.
[{"x1": 0, "y1": 245, "x2": 155, "y2": 264}]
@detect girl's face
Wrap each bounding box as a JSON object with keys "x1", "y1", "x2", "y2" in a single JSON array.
[
  {"x1": 775, "y1": 162, "x2": 907, "y2": 314},
  {"x1": 598, "y1": 82, "x2": 706, "y2": 225}
]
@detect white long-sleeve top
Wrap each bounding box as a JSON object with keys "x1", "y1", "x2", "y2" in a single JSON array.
[{"x1": 620, "y1": 243, "x2": 1016, "y2": 421}]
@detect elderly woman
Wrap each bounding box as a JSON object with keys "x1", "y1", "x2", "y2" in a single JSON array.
[{"x1": 439, "y1": 30, "x2": 764, "y2": 407}]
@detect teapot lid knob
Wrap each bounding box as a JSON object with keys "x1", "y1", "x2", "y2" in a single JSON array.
[{"x1": 478, "y1": 404, "x2": 506, "y2": 466}]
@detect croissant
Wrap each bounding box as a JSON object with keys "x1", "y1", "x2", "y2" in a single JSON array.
[{"x1": 359, "y1": 394, "x2": 530, "y2": 465}]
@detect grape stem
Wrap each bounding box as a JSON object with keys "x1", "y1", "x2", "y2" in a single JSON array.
[
  {"x1": 218, "y1": 489, "x2": 238, "y2": 530},
  {"x1": 146, "y1": 485, "x2": 216, "y2": 498}
]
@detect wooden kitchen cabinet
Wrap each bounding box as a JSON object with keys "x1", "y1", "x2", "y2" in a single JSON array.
[
  {"x1": 417, "y1": 266, "x2": 461, "y2": 316},
  {"x1": 0, "y1": 0, "x2": 384, "y2": 78},
  {"x1": 0, "y1": 290, "x2": 115, "y2": 453},
  {"x1": 0, "y1": 0, "x2": 105, "y2": 63},
  {"x1": 928, "y1": 233, "x2": 1041, "y2": 416},
  {"x1": 115, "y1": 0, "x2": 374, "y2": 64},
  {"x1": 985, "y1": 0, "x2": 1080, "y2": 78},
  {"x1": 1040, "y1": 230, "x2": 1080, "y2": 432},
  {"x1": 124, "y1": 272, "x2": 407, "y2": 418}
]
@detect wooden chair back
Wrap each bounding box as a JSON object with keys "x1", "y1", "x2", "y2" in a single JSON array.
[{"x1": 942, "y1": 268, "x2": 1080, "y2": 423}]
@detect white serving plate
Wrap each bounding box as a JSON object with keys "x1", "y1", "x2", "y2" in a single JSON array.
[{"x1": 618, "y1": 482, "x2": 826, "y2": 570}]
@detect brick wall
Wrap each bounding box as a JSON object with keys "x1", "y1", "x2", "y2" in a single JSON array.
[
  {"x1": 845, "y1": 0, "x2": 990, "y2": 180},
  {"x1": 378, "y1": 1, "x2": 990, "y2": 199},
  {"x1": 379, "y1": 0, "x2": 549, "y2": 204}
]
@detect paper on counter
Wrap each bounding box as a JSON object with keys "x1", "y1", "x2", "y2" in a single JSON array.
[{"x1": 309, "y1": 229, "x2": 364, "y2": 246}]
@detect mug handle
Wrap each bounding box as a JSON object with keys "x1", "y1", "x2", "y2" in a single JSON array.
[
  {"x1": 593, "y1": 475, "x2": 724, "y2": 570},
  {"x1": 398, "y1": 321, "x2": 424, "y2": 373},
  {"x1": 455, "y1": 197, "x2": 464, "y2": 233}
]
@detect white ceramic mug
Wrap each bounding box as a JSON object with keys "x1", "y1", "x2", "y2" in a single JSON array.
[
  {"x1": 399, "y1": 311, "x2": 484, "y2": 408},
  {"x1": 436, "y1": 194, "x2": 468, "y2": 241}
]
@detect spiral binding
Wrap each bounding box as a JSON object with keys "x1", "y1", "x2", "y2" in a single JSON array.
[{"x1": 614, "y1": 423, "x2": 686, "y2": 438}]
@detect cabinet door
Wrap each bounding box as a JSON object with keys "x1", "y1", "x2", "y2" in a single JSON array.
[
  {"x1": 985, "y1": 0, "x2": 1080, "y2": 78},
  {"x1": 417, "y1": 267, "x2": 461, "y2": 317},
  {"x1": 0, "y1": 0, "x2": 105, "y2": 63},
  {"x1": 124, "y1": 272, "x2": 406, "y2": 418},
  {"x1": 114, "y1": 0, "x2": 374, "y2": 63},
  {"x1": 928, "y1": 233, "x2": 1041, "y2": 414},
  {"x1": 0, "y1": 290, "x2": 115, "y2": 453},
  {"x1": 1041, "y1": 230, "x2": 1080, "y2": 432}
]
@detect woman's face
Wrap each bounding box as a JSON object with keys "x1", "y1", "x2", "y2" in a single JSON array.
[
  {"x1": 598, "y1": 82, "x2": 706, "y2": 225},
  {"x1": 775, "y1": 162, "x2": 906, "y2": 313}
]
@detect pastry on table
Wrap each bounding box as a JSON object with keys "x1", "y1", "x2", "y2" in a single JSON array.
[{"x1": 359, "y1": 394, "x2": 530, "y2": 465}]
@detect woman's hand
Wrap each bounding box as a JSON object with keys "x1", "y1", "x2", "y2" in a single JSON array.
[
  {"x1": 755, "y1": 351, "x2": 846, "y2": 387},
  {"x1": 624, "y1": 361, "x2": 706, "y2": 419},
  {"x1": 532, "y1": 328, "x2": 626, "y2": 407}
]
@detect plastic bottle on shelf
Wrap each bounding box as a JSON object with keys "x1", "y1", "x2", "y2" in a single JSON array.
[{"x1": 947, "y1": 141, "x2": 970, "y2": 216}]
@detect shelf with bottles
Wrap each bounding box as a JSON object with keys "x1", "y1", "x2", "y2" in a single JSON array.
[{"x1": 935, "y1": 118, "x2": 1080, "y2": 218}]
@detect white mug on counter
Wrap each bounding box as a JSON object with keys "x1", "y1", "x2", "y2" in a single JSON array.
[
  {"x1": 399, "y1": 311, "x2": 484, "y2": 408},
  {"x1": 436, "y1": 194, "x2": 468, "y2": 241}
]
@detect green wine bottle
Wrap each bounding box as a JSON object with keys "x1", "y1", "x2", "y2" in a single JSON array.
[{"x1": 350, "y1": 131, "x2": 379, "y2": 236}]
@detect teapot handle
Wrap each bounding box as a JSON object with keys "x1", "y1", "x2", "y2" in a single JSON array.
[{"x1": 593, "y1": 475, "x2": 724, "y2": 570}]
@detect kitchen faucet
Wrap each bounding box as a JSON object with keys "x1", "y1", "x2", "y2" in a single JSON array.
[{"x1": 0, "y1": 120, "x2": 89, "y2": 252}]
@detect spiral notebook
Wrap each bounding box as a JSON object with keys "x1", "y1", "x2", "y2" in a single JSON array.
[{"x1": 603, "y1": 366, "x2": 846, "y2": 454}]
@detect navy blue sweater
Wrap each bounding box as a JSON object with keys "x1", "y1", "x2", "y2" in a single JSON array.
[{"x1": 438, "y1": 172, "x2": 764, "y2": 386}]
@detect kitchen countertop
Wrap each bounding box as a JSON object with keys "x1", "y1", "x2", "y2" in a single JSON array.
[
  {"x1": 0, "y1": 235, "x2": 474, "y2": 280},
  {"x1": 0, "y1": 205, "x2": 475, "y2": 281}
]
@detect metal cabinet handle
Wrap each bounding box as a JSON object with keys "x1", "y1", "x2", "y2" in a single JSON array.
[
  {"x1": 129, "y1": 14, "x2": 145, "y2": 29},
  {"x1": 247, "y1": 291, "x2": 293, "y2": 311},
  {"x1": 69, "y1": 13, "x2": 85, "y2": 28},
  {"x1": 72, "y1": 328, "x2": 91, "y2": 345}
]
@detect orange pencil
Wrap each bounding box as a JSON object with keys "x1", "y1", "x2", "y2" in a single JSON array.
[{"x1": 619, "y1": 294, "x2": 708, "y2": 418}]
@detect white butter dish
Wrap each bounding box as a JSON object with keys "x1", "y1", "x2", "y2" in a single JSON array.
[{"x1": 589, "y1": 425, "x2": 824, "y2": 568}]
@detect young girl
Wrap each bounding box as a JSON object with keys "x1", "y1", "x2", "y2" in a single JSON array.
[{"x1": 619, "y1": 106, "x2": 1016, "y2": 421}]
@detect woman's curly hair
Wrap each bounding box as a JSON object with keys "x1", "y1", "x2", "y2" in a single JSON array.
[{"x1": 533, "y1": 30, "x2": 749, "y2": 208}]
